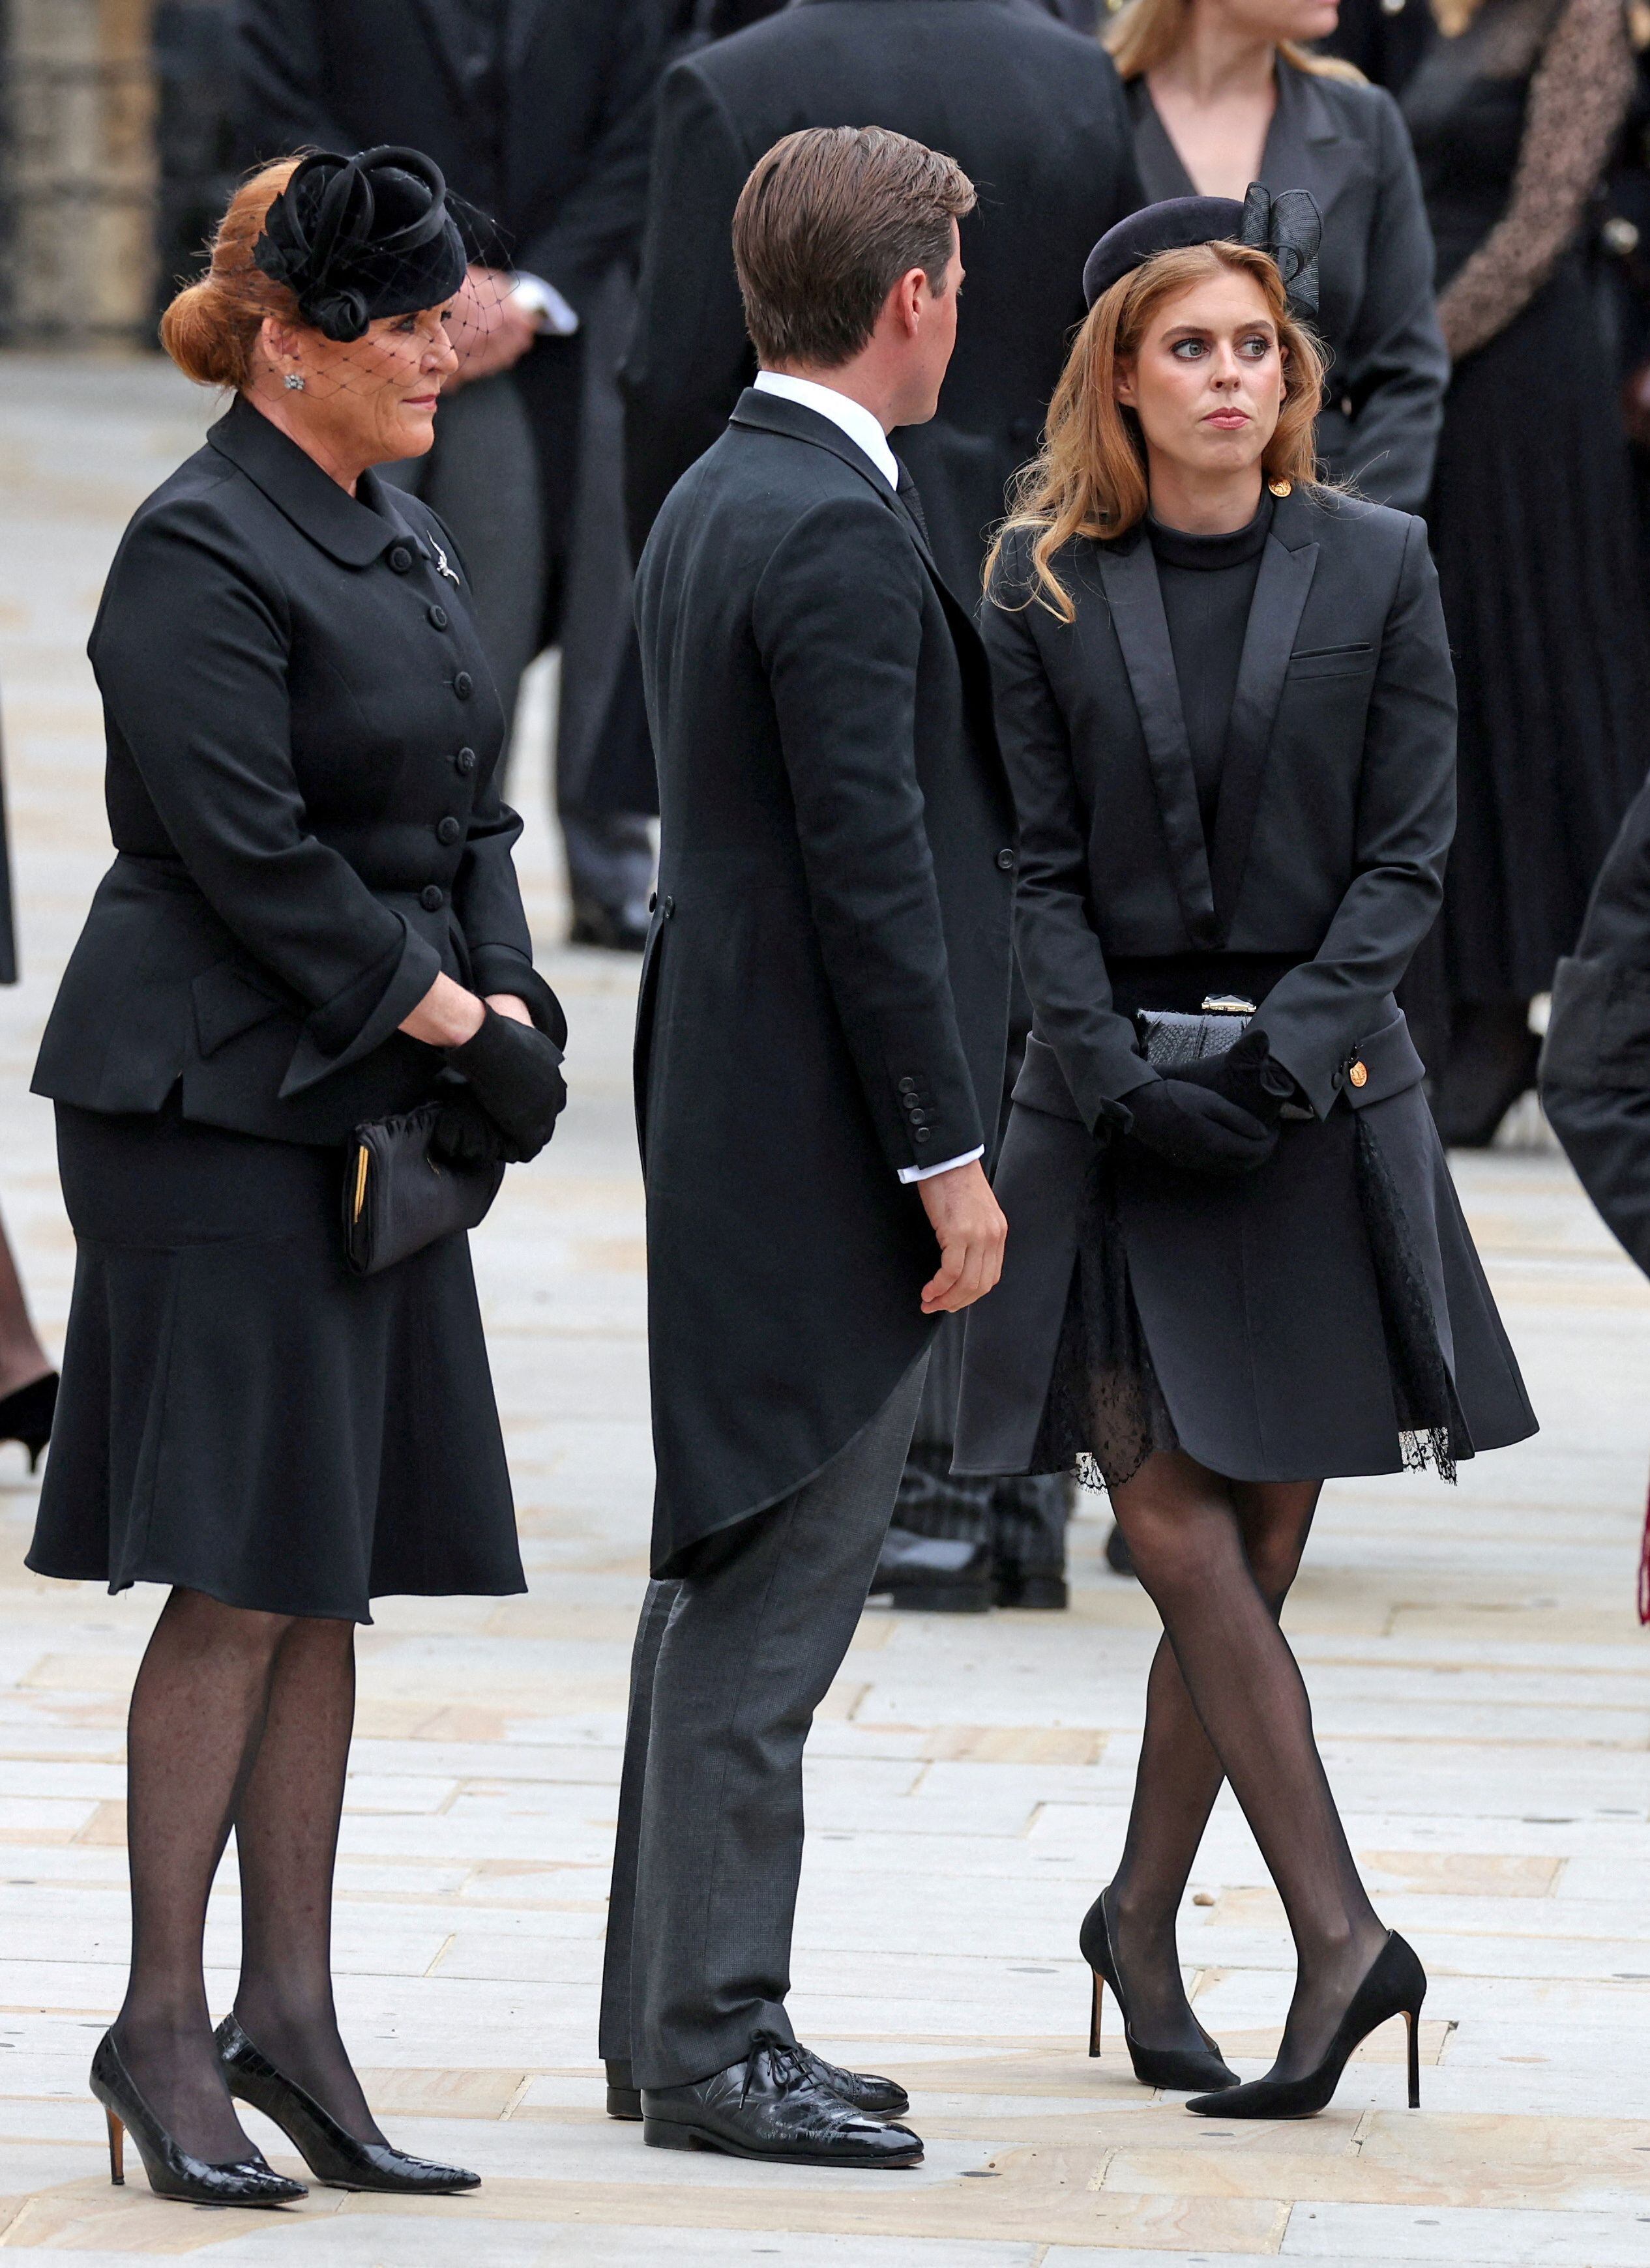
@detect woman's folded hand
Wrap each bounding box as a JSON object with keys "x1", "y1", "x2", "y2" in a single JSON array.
[
  {"x1": 1174, "y1": 1026, "x2": 1299, "y2": 1129},
  {"x1": 1125, "y1": 1075, "x2": 1276, "y2": 1175},
  {"x1": 443, "y1": 1005, "x2": 567, "y2": 1163}
]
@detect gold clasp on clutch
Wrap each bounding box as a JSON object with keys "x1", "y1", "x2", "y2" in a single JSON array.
[
  {"x1": 1200, "y1": 995, "x2": 1258, "y2": 1016},
  {"x1": 352, "y1": 1144, "x2": 370, "y2": 1225}
]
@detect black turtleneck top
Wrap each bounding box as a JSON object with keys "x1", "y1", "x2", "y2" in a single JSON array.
[{"x1": 1146, "y1": 491, "x2": 1274, "y2": 838}]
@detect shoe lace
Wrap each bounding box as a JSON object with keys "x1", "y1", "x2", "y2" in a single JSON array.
[{"x1": 748, "y1": 2032, "x2": 811, "y2": 2095}]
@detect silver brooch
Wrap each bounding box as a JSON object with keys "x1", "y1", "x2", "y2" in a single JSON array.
[{"x1": 432, "y1": 542, "x2": 460, "y2": 585}]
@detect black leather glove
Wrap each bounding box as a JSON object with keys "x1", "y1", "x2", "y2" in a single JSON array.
[
  {"x1": 1125, "y1": 1074, "x2": 1276, "y2": 1175},
  {"x1": 428, "y1": 1089, "x2": 508, "y2": 1171},
  {"x1": 1173, "y1": 1026, "x2": 1300, "y2": 1127},
  {"x1": 443, "y1": 1006, "x2": 567, "y2": 1164}
]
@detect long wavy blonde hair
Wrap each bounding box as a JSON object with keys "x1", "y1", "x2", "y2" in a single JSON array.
[
  {"x1": 984, "y1": 240, "x2": 1325, "y2": 621},
  {"x1": 1104, "y1": 0, "x2": 1366, "y2": 81}
]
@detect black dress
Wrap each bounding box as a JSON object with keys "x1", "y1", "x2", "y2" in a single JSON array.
[
  {"x1": 1402, "y1": 0, "x2": 1649, "y2": 1015},
  {"x1": 955, "y1": 485, "x2": 1536, "y2": 1487},
  {"x1": 27, "y1": 396, "x2": 563, "y2": 1621}
]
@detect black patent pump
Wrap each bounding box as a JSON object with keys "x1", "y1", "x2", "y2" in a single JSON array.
[{"x1": 90, "y1": 2031, "x2": 306, "y2": 2207}]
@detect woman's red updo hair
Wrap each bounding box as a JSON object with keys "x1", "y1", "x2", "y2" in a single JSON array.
[{"x1": 159, "y1": 159, "x2": 305, "y2": 389}]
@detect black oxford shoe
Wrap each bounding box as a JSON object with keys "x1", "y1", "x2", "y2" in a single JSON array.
[
  {"x1": 641, "y1": 2036, "x2": 922, "y2": 2166},
  {"x1": 608, "y1": 2044, "x2": 907, "y2": 2121}
]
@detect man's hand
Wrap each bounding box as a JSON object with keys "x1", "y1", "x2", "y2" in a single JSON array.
[
  {"x1": 443, "y1": 266, "x2": 540, "y2": 390},
  {"x1": 917, "y1": 1157, "x2": 1007, "y2": 1315}
]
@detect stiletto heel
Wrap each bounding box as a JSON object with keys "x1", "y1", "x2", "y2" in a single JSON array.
[
  {"x1": 1187, "y1": 1931, "x2": 1427, "y2": 2121},
  {"x1": 0, "y1": 1373, "x2": 56, "y2": 1472},
  {"x1": 1078, "y1": 1884, "x2": 1238, "y2": 2093},
  {"x1": 216, "y1": 2015, "x2": 479, "y2": 2194},
  {"x1": 88, "y1": 2031, "x2": 305, "y2": 2206}
]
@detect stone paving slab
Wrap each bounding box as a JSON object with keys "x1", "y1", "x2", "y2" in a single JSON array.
[{"x1": 1, "y1": 352, "x2": 1649, "y2": 2263}]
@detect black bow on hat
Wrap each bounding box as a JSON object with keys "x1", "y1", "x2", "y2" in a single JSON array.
[
  {"x1": 1082, "y1": 184, "x2": 1322, "y2": 319},
  {"x1": 254, "y1": 145, "x2": 469, "y2": 344}
]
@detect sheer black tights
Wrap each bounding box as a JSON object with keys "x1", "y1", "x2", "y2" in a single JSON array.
[
  {"x1": 1108, "y1": 1453, "x2": 1387, "y2": 2082},
  {"x1": 111, "y1": 1588, "x2": 383, "y2": 2162}
]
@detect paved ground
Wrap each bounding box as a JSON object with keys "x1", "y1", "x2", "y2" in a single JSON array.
[{"x1": 1, "y1": 354, "x2": 1649, "y2": 2265}]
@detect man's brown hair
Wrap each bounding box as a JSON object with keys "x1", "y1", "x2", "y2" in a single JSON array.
[{"x1": 731, "y1": 125, "x2": 975, "y2": 370}]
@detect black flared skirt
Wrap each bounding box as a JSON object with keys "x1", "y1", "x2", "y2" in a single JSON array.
[
  {"x1": 27, "y1": 1099, "x2": 524, "y2": 1621},
  {"x1": 1427, "y1": 255, "x2": 1650, "y2": 1002}
]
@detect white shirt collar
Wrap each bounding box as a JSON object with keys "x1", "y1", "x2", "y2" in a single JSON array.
[{"x1": 752, "y1": 370, "x2": 899, "y2": 491}]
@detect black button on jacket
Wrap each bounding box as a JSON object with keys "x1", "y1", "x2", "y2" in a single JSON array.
[{"x1": 33, "y1": 394, "x2": 563, "y2": 1145}]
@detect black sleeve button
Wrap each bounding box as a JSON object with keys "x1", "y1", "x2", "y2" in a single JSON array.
[
  {"x1": 437, "y1": 816, "x2": 463, "y2": 845},
  {"x1": 419, "y1": 884, "x2": 445, "y2": 911},
  {"x1": 428, "y1": 603, "x2": 450, "y2": 630},
  {"x1": 996, "y1": 847, "x2": 1016, "y2": 871},
  {"x1": 898, "y1": 1076, "x2": 917, "y2": 1094},
  {"x1": 454, "y1": 746, "x2": 477, "y2": 776},
  {"x1": 389, "y1": 544, "x2": 413, "y2": 573},
  {"x1": 913, "y1": 1127, "x2": 931, "y2": 1144},
  {"x1": 452, "y1": 671, "x2": 474, "y2": 700}
]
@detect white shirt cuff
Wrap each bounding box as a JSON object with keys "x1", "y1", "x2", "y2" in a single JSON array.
[
  {"x1": 898, "y1": 1144, "x2": 984, "y2": 1185},
  {"x1": 512, "y1": 272, "x2": 580, "y2": 336}
]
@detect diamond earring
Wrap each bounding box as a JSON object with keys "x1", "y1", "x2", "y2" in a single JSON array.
[{"x1": 284, "y1": 372, "x2": 306, "y2": 392}]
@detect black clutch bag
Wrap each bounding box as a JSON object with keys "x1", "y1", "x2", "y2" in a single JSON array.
[
  {"x1": 343, "y1": 1101, "x2": 504, "y2": 1277},
  {"x1": 1134, "y1": 994, "x2": 1256, "y2": 1071}
]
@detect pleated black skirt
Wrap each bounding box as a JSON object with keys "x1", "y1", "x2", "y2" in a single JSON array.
[
  {"x1": 27, "y1": 1099, "x2": 524, "y2": 1621},
  {"x1": 1427, "y1": 254, "x2": 1650, "y2": 1003}
]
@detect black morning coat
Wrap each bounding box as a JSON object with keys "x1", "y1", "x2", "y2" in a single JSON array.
[
  {"x1": 635, "y1": 389, "x2": 1016, "y2": 1572},
  {"x1": 31, "y1": 394, "x2": 563, "y2": 1146},
  {"x1": 233, "y1": 0, "x2": 664, "y2": 306},
  {"x1": 621, "y1": 0, "x2": 1143, "y2": 592},
  {"x1": 956, "y1": 486, "x2": 1537, "y2": 1480},
  {"x1": 1542, "y1": 774, "x2": 1650, "y2": 1277},
  {"x1": 1130, "y1": 58, "x2": 1449, "y2": 513}
]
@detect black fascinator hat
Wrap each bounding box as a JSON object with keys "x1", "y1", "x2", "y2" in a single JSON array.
[
  {"x1": 1082, "y1": 185, "x2": 1322, "y2": 320},
  {"x1": 254, "y1": 146, "x2": 469, "y2": 343}
]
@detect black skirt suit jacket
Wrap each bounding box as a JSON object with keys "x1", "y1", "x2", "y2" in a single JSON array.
[
  {"x1": 635, "y1": 389, "x2": 1016, "y2": 1573},
  {"x1": 958, "y1": 486, "x2": 1536, "y2": 1480},
  {"x1": 33, "y1": 394, "x2": 562, "y2": 1144},
  {"x1": 1132, "y1": 61, "x2": 1449, "y2": 512}
]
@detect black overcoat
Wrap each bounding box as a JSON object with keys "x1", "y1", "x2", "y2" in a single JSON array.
[
  {"x1": 32, "y1": 394, "x2": 562, "y2": 1146},
  {"x1": 233, "y1": 0, "x2": 664, "y2": 303},
  {"x1": 1130, "y1": 59, "x2": 1449, "y2": 512},
  {"x1": 1541, "y1": 775, "x2": 1650, "y2": 1276},
  {"x1": 0, "y1": 714, "x2": 14, "y2": 985},
  {"x1": 621, "y1": 0, "x2": 1143, "y2": 590},
  {"x1": 636, "y1": 389, "x2": 1016, "y2": 1571},
  {"x1": 956, "y1": 487, "x2": 1536, "y2": 1479}
]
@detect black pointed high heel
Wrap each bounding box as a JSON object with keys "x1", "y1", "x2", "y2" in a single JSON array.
[
  {"x1": 89, "y1": 2031, "x2": 306, "y2": 2206},
  {"x1": 216, "y1": 2015, "x2": 479, "y2": 2193},
  {"x1": 1186, "y1": 1930, "x2": 1426, "y2": 2120},
  {"x1": 0, "y1": 1372, "x2": 56, "y2": 1472},
  {"x1": 1079, "y1": 1885, "x2": 1239, "y2": 2094}
]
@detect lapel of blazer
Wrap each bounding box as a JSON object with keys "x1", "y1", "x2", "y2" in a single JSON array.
[
  {"x1": 1207, "y1": 499, "x2": 1319, "y2": 940},
  {"x1": 1096, "y1": 534, "x2": 1218, "y2": 949},
  {"x1": 1261, "y1": 63, "x2": 1361, "y2": 221},
  {"x1": 407, "y1": 0, "x2": 481, "y2": 115}
]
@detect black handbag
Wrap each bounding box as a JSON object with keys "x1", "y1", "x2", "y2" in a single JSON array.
[
  {"x1": 343, "y1": 1101, "x2": 504, "y2": 1277},
  {"x1": 1134, "y1": 994, "x2": 1256, "y2": 1071}
]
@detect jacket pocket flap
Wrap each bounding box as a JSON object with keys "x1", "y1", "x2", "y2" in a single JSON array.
[
  {"x1": 1011, "y1": 1034, "x2": 1087, "y2": 1124},
  {"x1": 1342, "y1": 1009, "x2": 1426, "y2": 1109},
  {"x1": 192, "y1": 964, "x2": 287, "y2": 1058}
]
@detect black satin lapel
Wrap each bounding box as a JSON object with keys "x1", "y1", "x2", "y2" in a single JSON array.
[
  {"x1": 1208, "y1": 532, "x2": 1319, "y2": 939},
  {"x1": 1097, "y1": 542, "x2": 1218, "y2": 948}
]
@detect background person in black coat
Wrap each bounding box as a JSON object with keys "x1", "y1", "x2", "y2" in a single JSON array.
[
  {"x1": 959, "y1": 201, "x2": 1533, "y2": 2120},
  {"x1": 234, "y1": 0, "x2": 669, "y2": 948},
  {"x1": 602, "y1": 128, "x2": 1014, "y2": 2166},
  {"x1": 1108, "y1": 0, "x2": 1449, "y2": 511},
  {"x1": 24, "y1": 153, "x2": 567, "y2": 2205}
]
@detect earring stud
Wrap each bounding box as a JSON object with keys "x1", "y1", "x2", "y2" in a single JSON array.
[{"x1": 284, "y1": 373, "x2": 306, "y2": 392}]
